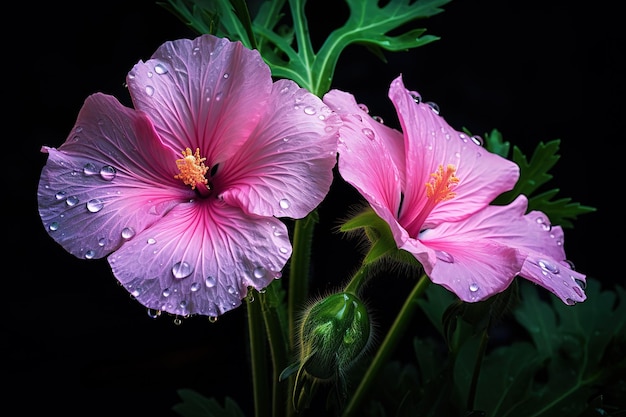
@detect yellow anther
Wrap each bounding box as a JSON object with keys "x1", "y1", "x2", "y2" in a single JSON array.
[
  {"x1": 425, "y1": 164, "x2": 459, "y2": 203},
  {"x1": 174, "y1": 147, "x2": 209, "y2": 190}
]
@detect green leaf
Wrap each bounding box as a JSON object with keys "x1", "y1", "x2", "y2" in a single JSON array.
[
  {"x1": 527, "y1": 189, "x2": 596, "y2": 228},
  {"x1": 172, "y1": 389, "x2": 247, "y2": 417},
  {"x1": 482, "y1": 128, "x2": 511, "y2": 158}
]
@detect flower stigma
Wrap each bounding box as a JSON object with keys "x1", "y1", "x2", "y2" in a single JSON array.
[
  {"x1": 174, "y1": 147, "x2": 210, "y2": 195},
  {"x1": 426, "y1": 164, "x2": 459, "y2": 203}
]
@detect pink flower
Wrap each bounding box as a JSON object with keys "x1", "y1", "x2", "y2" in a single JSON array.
[
  {"x1": 323, "y1": 75, "x2": 586, "y2": 304},
  {"x1": 38, "y1": 34, "x2": 341, "y2": 317}
]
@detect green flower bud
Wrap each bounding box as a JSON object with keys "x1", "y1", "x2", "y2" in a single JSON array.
[{"x1": 298, "y1": 292, "x2": 371, "y2": 380}]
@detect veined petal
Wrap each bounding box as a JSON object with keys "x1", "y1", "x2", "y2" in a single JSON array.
[
  {"x1": 38, "y1": 93, "x2": 191, "y2": 260},
  {"x1": 127, "y1": 34, "x2": 272, "y2": 163},
  {"x1": 109, "y1": 201, "x2": 291, "y2": 316},
  {"x1": 388, "y1": 76, "x2": 519, "y2": 226},
  {"x1": 219, "y1": 79, "x2": 341, "y2": 219},
  {"x1": 404, "y1": 238, "x2": 521, "y2": 302},
  {"x1": 324, "y1": 88, "x2": 405, "y2": 218}
]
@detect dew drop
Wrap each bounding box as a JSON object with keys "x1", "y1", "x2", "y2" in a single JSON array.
[
  {"x1": 85, "y1": 250, "x2": 95, "y2": 259},
  {"x1": 66, "y1": 196, "x2": 79, "y2": 206},
  {"x1": 280, "y1": 86, "x2": 289, "y2": 94},
  {"x1": 279, "y1": 198, "x2": 290, "y2": 209},
  {"x1": 208, "y1": 316, "x2": 218, "y2": 323},
  {"x1": 121, "y1": 227, "x2": 135, "y2": 240},
  {"x1": 191, "y1": 282, "x2": 201, "y2": 292},
  {"x1": 55, "y1": 191, "x2": 67, "y2": 200},
  {"x1": 83, "y1": 163, "x2": 98, "y2": 175},
  {"x1": 49, "y1": 222, "x2": 59, "y2": 231},
  {"x1": 223, "y1": 72, "x2": 229, "y2": 79},
  {"x1": 172, "y1": 261, "x2": 193, "y2": 279},
  {"x1": 147, "y1": 237, "x2": 156, "y2": 245},
  {"x1": 147, "y1": 309, "x2": 161, "y2": 319},
  {"x1": 410, "y1": 92, "x2": 421, "y2": 103},
  {"x1": 145, "y1": 85, "x2": 154, "y2": 96},
  {"x1": 98, "y1": 238, "x2": 106, "y2": 247},
  {"x1": 362, "y1": 128, "x2": 375, "y2": 140},
  {"x1": 227, "y1": 286, "x2": 237, "y2": 295},
  {"x1": 253, "y1": 267, "x2": 265, "y2": 279},
  {"x1": 162, "y1": 288, "x2": 171, "y2": 297},
  {"x1": 373, "y1": 115, "x2": 384, "y2": 123},
  {"x1": 538, "y1": 259, "x2": 560, "y2": 274},
  {"x1": 435, "y1": 250, "x2": 454, "y2": 263},
  {"x1": 469, "y1": 283, "x2": 479, "y2": 292},
  {"x1": 574, "y1": 278, "x2": 586, "y2": 289},
  {"x1": 564, "y1": 298, "x2": 576, "y2": 306},
  {"x1": 86, "y1": 198, "x2": 104, "y2": 213},
  {"x1": 279, "y1": 247, "x2": 289, "y2": 254},
  {"x1": 426, "y1": 101, "x2": 440, "y2": 114},
  {"x1": 303, "y1": 106, "x2": 316, "y2": 115},
  {"x1": 358, "y1": 103, "x2": 369, "y2": 113},
  {"x1": 154, "y1": 63, "x2": 168, "y2": 74},
  {"x1": 205, "y1": 276, "x2": 216, "y2": 288},
  {"x1": 99, "y1": 165, "x2": 116, "y2": 181},
  {"x1": 471, "y1": 135, "x2": 484, "y2": 146}
]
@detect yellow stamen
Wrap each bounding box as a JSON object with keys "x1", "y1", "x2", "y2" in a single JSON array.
[
  {"x1": 174, "y1": 147, "x2": 209, "y2": 190},
  {"x1": 425, "y1": 164, "x2": 459, "y2": 203}
]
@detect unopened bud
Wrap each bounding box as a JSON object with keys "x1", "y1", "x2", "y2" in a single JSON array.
[{"x1": 299, "y1": 292, "x2": 371, "y2": 380}]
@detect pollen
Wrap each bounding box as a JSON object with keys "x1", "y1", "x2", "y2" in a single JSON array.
[
  {"x1": 425, "y1": 164, "x2": 459, "y2": 203},
  {"x1": 174, "y1": 147, "x2": 209, "y2": 189}
]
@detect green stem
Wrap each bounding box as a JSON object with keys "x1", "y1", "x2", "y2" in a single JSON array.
[
  {"x1": 343, "y1": 262, "x2": 374, "y2": 295},
  {"x1": 247, "y1": 294, "x2": 271, "y2": 417},
  {"x1": 467, "y1": 326, "x2": 489, "y2": 412},
  {"x1": 288, "y1": 213, "x2": 316, "y2": 350},
  {"x1": 259, "y1": 286, "x2": 290, "y2": 417},
  {"x1": 341, "y1": 273, "x2": 431, "y2": 417}
]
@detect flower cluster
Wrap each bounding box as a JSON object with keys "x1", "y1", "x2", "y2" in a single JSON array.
[{"x1": 37, "y1": 2, "x2": 601, "y2": 414}]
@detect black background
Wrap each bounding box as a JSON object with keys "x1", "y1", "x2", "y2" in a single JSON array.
[{"x1": 8, "y1": 1, "x2": 623, "y2": 416}]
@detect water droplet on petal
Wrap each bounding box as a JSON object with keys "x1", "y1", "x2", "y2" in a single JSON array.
[
  {"x1": 303, "y1": 106, "x2": 316, "y2": 115},
  {"x1": 147, "y1": 309, "x2": 161, "y2": 318},
  {"x1": 172, "y1": 261, "x2": 193, "y2": 279},
  {"x1": 469, "y1": 283, "x2": 479, "y2": 292},
  {"x1": 435, "y1": 250, "x2": 454, "y2": 263},
  {"x1": 162, "y1": 288, "x2": 171, "y2": 297},
  {"x1": 86, "y1": 198, "x2": 104, "y2": 213},
  {"x1": 373, "y1": 115, "x2": 384, "y2": 123},
  {"x1": 49, "y1": 222, "x2": 59, "y2": 231},
  {"x1": 279, "y1": 199, "x2": 290, "y2": 209},
  {"x1": 154, "y1": 63, "x2": 168, "y2": 74},
  {"x1": 85, "y1": 250, "x2": 95, "y2": 259},
  {"x1": 147, "y1": 238, "x2": 156, "y2": 245},
  {"x1": 55, "y1": 191, "x2": 67, "y2": 200},
  {"x1": 227, "y1": 285, "x2": 237, "y2": 295},
  {"x1": 205, "y1": 276, "x2": 216, "y2": 288},
  {"x1": 191, "y1": 282, "x2": 201, "y2": 292},
  {"x1": 145, "y1": 85, "x2": 154, "y2": 96},
  {"x1": 538, "y1": 259, "x2": 560, "y2": 274},
  {"x1": 100, "y1": 165, "x2": 116, "y2": 181},
  {"x1": 574, "y1": 278, "x2": 586, "y2": 289},
  {"x1": 358, "y1": 103, "x2": 369, "y2": 113},
  {"x1": 223, "y1": 72, "x2": 229, "y2": 79},
  {"x1": 426, "y1": 101, "x2": 440, "y2": 114},
  {"x1": 565, "y1": 298, "x2": 576, "y2": 306},
  {"x1": 83, "y1": 163, "x2": 98, "y2": 175},
  {"x1": 471, "y1": 135, "x2": 484, "y2": 146},
  {"x1": 121, "y1": 227, "x2": 135, "y2": 239},
  {"x1": 362, "y1": 128, "x2": 375, "y2": 140},
  {"x1": 66, "y1": 196, "x2": 79, "y2": 206},
  {"x1": 253, "y1": 267, "x2": 265, "y2": 279}
]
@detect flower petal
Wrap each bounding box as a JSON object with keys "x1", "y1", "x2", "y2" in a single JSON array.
[
  {"x1": 38, "y1": 93, "x2": 191, "y2": 259},
  {"x1": 127, "y1": 34, "x2": 272, "y2": 163},
  {"x1": 108, "y1": 201, "x2": 291, "y2": 316},
  {"x1": 219, "y1": 79, "x2": 341, "y2": 219},
  {"x1": 388, "y1": 76, "x2": 519, "y2": 226},
  {"x1": 324, "y1": 88, "x2": 405, "y2": 219}
]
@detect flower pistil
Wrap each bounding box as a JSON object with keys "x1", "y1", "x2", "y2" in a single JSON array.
[
  {"x1": 174, "y1": 147, "x2": 210, "y2": 194},
  {"x1": 426, "y1": 164, "x2": 459, "y2": 203}
]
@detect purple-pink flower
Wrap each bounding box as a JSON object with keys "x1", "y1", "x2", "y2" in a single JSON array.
[
  {"x1": 38, "y1": 34, "x2": 340, "y2": 317},
  {"x1": 323, "y1": 75, "x2": 586, "y2": 304}
]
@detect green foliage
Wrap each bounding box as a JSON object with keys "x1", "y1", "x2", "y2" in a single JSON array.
[
  {"x1": 484, "y1": 130, "x2": 596, "y2": 227},
  {"x1": 360, "y1": 278, "x2": 626, "y2": 417},
  {"x1": 159, "y1": 0, "x2": 450, "y2": 95},
  {"x1": 172, "y1": 389, "x2": 246, "y2": 417}
]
